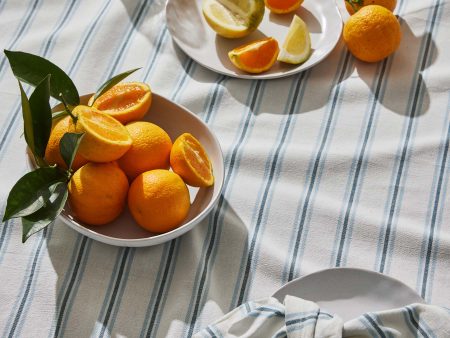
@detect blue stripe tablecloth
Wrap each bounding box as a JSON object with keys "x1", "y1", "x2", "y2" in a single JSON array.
[{"x1": 0, "y1": 0, "x2": 449, "y2": 337}]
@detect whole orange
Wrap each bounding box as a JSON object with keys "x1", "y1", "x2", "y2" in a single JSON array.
[
  {"x1": 345, "y1": 0, "x2": 396, "y2": 15},
  {"x1": 128, "y1": 170, "x2": 190, "y2": 233},
  {"x1": 68, "y1": 162, "x2": 129, "y2": 225},
  {"x1": 44, "y1": 115, "x2": 88, "y2": 171},
  {"x1": 343, "y1": 5, "x2": 401, "y2": 62},
  {"x1": 118, "y1": 121, "x2": 173, "y2": 180}
]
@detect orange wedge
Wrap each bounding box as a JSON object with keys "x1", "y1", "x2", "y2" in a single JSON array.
[
  {"x1": 73, "y1": 105, "x2": 132, "y2": 162},
  {"x1": 89, "y1": 82, "x2": 152, "y2": 124},
  {"x1": 265, "y1": 0, "x2": 303, "y2": 13},
  {"x1": 170, "y1": 133, "x2": 214, "y2": 187},
  {"x1": 228, "y1": 37, "x2": 279, "y2": 74}
]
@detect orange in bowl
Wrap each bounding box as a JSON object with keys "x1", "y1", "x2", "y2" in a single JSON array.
[
  {"x1": 265, "y1": 0, "x2": 303, "y2": 14},
  {"x1": 128, "y1": 169, "x2": 191, "y2": 233},
  {"x1": 90, "y1": 82, "x2": 152, "y2": 124},
  {"x1": 228, "y1": 37, "x2": 280, "y2": 74},
  {"x1": 170, "y1": 133, "x2": 214, "y2": 187},
  {"x1": 118, "y1": 121, "x2": 173, "y2": 180}
]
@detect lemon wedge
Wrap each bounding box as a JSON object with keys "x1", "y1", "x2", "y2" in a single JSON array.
[
  {"x1": 277, "y1": 15, "x2": 311, "y2": 64},
  {"x1": 202, "y1": 0, "x2": 265, "y2": 38}
]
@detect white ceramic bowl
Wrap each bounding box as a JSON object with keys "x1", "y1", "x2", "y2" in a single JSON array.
[{"x1": 30, "y1": 93, "x2": 224, "y2": 247}]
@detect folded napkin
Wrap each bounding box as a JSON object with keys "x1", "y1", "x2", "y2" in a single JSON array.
[{"x1": 194, "y1": 296, "x2": 450, "y2": 338}]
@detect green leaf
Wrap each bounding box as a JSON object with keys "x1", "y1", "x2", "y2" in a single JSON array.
[
  {"x1": 29, "y1": 75, "x2": 52, "y2": 158},
  {"x1": 3, "y1": 167, "x2": 67, "y2": 221},
  {"x1": 21, "y1": 181, "x2": 68, "y2": 243},
  {"x1": 59, "y1": 132, "x2": 84, "y2": 170},
  {"x1": 4, "y1": 50, "x2": 80, "y2": 106},
  {"x1": 90, "y1": 67, "x2": 140, "y2": 105},
  {"x1": 18, "y1": 81, "x2": 34, "y2": 156}
]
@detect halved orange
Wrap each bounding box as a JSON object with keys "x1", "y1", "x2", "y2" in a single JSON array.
[
  {"x1": 170, "y1": 133, "x2": 214, "y2": 187},
  {"x1": 73, "y1": 105, "x2": 132, "y2": 162},
  {"x1": 89, "y1": 82, "x2": 152, "y2": 124},
  {"x1": 265, "y1": 0, "x2": 303, "y2": 13},
  {"x1": 228, "y1": 37, "x2": 280, "y2": 74}
]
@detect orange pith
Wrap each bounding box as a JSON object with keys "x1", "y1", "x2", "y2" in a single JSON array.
[
  {"x1": 265, "y1": 0, "x2": 303, "y2": 13},
  {"x1": 228, "y1": 37, "x2": 279, "y2": 73},
  {"x1": 170, "y1": 133, "x2": 214, "y2": 187},
  {"x1": 91, "y1": 82, "x2": 152, "y2": 124}
]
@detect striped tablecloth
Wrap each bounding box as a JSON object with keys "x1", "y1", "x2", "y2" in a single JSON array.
[{"x1": 0, "y1": 0, "x2": 449, "y2": 337}]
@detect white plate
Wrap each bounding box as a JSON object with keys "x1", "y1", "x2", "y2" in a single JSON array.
[
  {"x1": 166, "y1": 0, "x2": 343, "y2": 79},
  {"x1": 272, "y1": 268, "x2": 424, "y2": 321},
  {"x1": 29, "y1": 93, "x2": 224, "y2": 247}
]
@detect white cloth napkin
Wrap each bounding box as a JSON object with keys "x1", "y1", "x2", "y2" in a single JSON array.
[{"x1": 194, "y1": 296, "x2": 450, "y2": 338}]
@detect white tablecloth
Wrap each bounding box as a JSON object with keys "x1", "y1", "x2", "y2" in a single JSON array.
[{"x1": 0, "y1": 0, "x2": 449, "y2": 337}]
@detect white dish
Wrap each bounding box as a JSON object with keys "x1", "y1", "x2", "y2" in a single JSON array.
[
  {"x1": 272, "y1": 267, "x2": 424, "y2": 321},
  {"x1": 29, "y1": 93, "x2": 224, "y2": 247},
  {"x1": 166, "y1": 0, "x2": 343, "y2": 79}
]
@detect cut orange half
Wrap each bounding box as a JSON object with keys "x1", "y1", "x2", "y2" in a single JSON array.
[
  {"x1": 170, "y1": 133, "x2": 214, "y2": 187},
  {"x1": 228, "y1": 37, "x2": 280, "y2": 74},
  {"x1": 89, "y1": 82, "x2": 152, "y2": 124},
  {"x1": 73, "y1": 105, "x2": 132, "y2": 162},
  {"x1": 265, "y1": 0, "x2": 303, "y2": 13}
]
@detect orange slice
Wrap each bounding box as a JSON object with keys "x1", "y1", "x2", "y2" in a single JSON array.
[
  {"x1": 73, "y1": 105, "x2": 132, "y2": 162},
  {"x1": 265, "y1": 0, "x2": 303, "y2": 13},
  {"x1": 228, "y1": 37, "x2": 279, "y2": 74},
  {"x1": 170, "y1": 133, "x2": 214, "y2": 187},
  {"x1": 89, "y1": 82, "x2": 152, "y2": 124}
]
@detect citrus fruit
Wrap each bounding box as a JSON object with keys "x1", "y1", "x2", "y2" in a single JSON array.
[
  {"x1": 118, "y1": 121, "x2": 172, "y2": 180},
  {"x1": 89, "y1": 82, "x2": 152, "y2": 124},
  {"x1": 68, "y1": 162, "x2": 129, "y2": 225},
  {"x1": 170, "y1": 133, "x2": 214, "y2": 187},
  {"x1": 265, "y1": 0, "x2": 303, "y2": 14},
  {"x1": 343, "y1": 5, "x2": 401, "y2": 62},
  {"x1": 228, "y1": 37, "x2": 279, "y2": 73},
  {"x1": 72, "y1": 105, "x2": 132, "y2": 162},
  {"x1": 277, "y1": 15, "x2": 311, "y2": 64},
  {"x1": 345, "y1": 0, "x2": 396, "y2": 15},
  {"x1": 44, "y1": 115, "x2": 88, "y2": 171},
  {"x1": 128, "y1": 170, "x2": 190, "y2": 233},
  {"x1": 202, "y1": 0, "x2": 265, "y2": 38}
]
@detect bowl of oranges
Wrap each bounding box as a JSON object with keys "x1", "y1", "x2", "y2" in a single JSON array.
[{"x1": 28, "y1": 82, "x2": 224, "y2": 247}]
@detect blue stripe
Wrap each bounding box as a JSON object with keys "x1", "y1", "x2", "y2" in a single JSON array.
[
  {"x1": 282, "y1": 49, "x2": 353, "y2": 283},
  {"x1": 102, "y1": 0, "x2": 152, "y2": 82},
  {"x1": 98, "y1": 248, "x2": 135, "y2": 338},
  {"x1": 363, "y1": 314, "x2": 387, "y2": 338},
  {"x1": 52, "y1": 236, "x2": 90, "y2": 337},
  {"x1": 182, "y1": 79, "x2": 264, "y2": 337},
  {"x1": 376, "y1": 0, "x2": 442, "y2": 273},
  {"x1": 233, "y1": 71, "x2": 311, "y2": 306},
  {"x1": 285, "y1": 314, "x2": 318, "y2": 327},
  {"x1": 406, "y1": 306, "x2": 430, "y2": 338},
  {"x1": 4, "y1": 227, "x2": 52, "y2": 338},
  {"x1": 0, "y1": 0, "x2": 43, "y2": 76},
  {"x1": 185, "y1": 70, "x2": 309, "y2": 333},
  {"x1": 333, "y1": 50, "x2": 395, "y2": 266}
]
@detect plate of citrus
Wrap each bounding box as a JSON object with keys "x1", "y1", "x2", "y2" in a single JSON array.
[
  {"x1": 166, "y1": 0, "x2": 342, "y2": 79},
  {"x1": 3, "y1": 50, "x2": 223, "y2": 247}
]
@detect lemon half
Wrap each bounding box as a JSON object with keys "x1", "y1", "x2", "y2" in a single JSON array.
[
  {"x1": 277, "y1": 15, "x2": 311, "y2": 64},
  {"x1": 202, "y1": 0, "x2": 265, "y2": 38}
]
